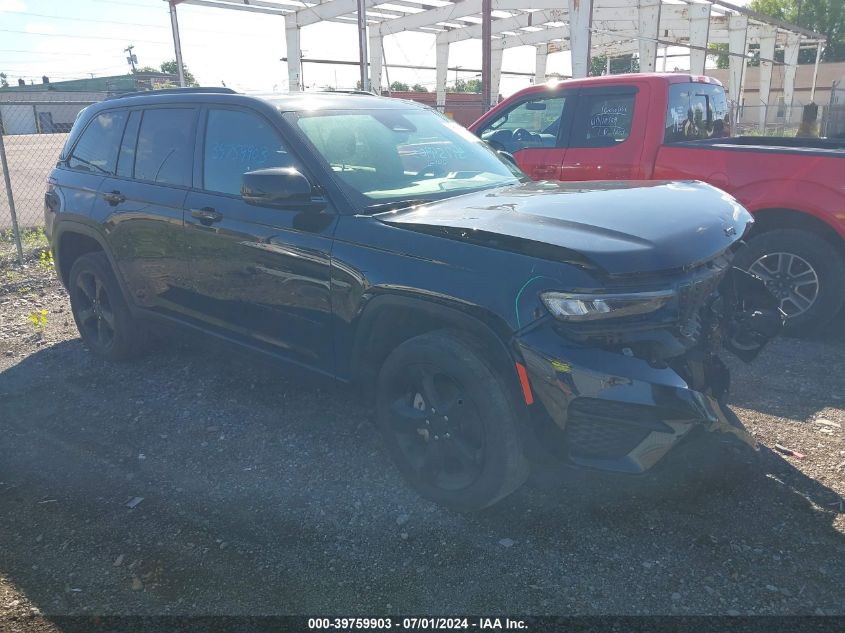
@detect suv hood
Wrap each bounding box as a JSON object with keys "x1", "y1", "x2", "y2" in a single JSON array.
[{"x1": 378, "y1": 180, "x2": 752, "y2": 275}]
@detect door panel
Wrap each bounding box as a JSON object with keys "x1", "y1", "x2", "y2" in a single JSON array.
[
  {"x1": 183, "y1": 192, "x2": 336, "y2": 369},
  {"x1": 96, "y1": 106, "x2": 198, "y2": 315},
  {"x1": 95, "y1": 177, "x2": 191, "y2": 314},
  {"x1": 182, "y1": 106, "x2": 336, "y2": 372},
  {"x1": 561, "y1": 85, "x2": 648, "y2": 181}
]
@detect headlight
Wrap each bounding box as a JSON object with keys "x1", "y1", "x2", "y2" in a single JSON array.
[{"x1": 540, "y1": 290, "x2": 674, "y2": 322}]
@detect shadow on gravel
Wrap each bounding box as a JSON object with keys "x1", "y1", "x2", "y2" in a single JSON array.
[
  {"x1": 723, "y1": 310, "x2": 845, "y2": 423},
  {"x1": 1, "y1": 335, "x2": 844, "y2": 616}
]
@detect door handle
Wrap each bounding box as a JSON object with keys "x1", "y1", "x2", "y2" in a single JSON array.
[
  {"x1": 101, "y1": 190, "x2": 126, "y2": 206},
  {"x1": 190, "y1": 206, "x2": 223, "y2": 225},
  {"x1": 533, "y1": 167, "x2": 558, "y2": 178}
]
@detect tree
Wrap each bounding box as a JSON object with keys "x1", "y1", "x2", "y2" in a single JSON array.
[
  {"x1": 749, "y1": 0, "x2": 844, "y2": 62},
  {"x1": 0, "y1": 72, "x2": 8, "y2": 89},
  {"x1": 159, "y1": 60, "x2": 199, "y2": 86},
  {"x1": 389, "y1": 81, "x2": 410, "y2": 91},
  {"x1": 411, "y1": 83, "x2": 428, "y2": 92},
  {"x1": 589, "y1": 54, "x2": 640, "y2": 76},
  {"x1": 451, "y1": 78, "x2": 482, "y2": 93},
  {"x1": 707, "y1": 43, "x2": 730, "y2": 69}
]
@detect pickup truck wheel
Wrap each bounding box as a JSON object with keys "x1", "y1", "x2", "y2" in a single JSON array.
[
  {"x1": 68, "y1": 252, "x2": 148, "y2": 361},
  {"x1": 376, "y1": 330, "x2": 529, "y2": 511},
  {"x1": 733, "y1": 229, "x2": 845, "y2": 334}
]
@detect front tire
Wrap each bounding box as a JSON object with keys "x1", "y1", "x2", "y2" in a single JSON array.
[
  {"x1": 733, "y1": 229, "x2": 845, "y2": 334},
  {"x1": 376, "y1": 330, "x2": 530, "y2": 511},
  {"x1": 68, "y1": 252, "x2": 148, "y2": 361}
]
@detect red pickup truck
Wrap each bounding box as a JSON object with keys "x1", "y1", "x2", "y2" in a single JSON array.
[{"x1": 469, "y1": 73, "x2": 845, "y2": 333}]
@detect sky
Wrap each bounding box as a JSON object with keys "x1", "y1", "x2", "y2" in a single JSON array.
[{"x1": 0, "y1": 0, "x2": 750, "y2": 97}]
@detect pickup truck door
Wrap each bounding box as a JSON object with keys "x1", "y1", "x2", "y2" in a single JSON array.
[
  {"x1": 476, "y1": 90, "x2": 574, "y2": 180},
  {"x1": 182, "y1": 106, "x2": 336, "y2": 373},
  {"x1": 561, "y1": 85, "x2": 648, "y2": 181}
]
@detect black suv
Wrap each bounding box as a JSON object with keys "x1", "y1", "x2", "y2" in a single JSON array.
[{"x1": 46, "y1": 88, "x2": 781, "y2": 510}]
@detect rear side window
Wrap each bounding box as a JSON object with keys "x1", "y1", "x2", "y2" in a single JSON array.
[
  {"x1": 665, "y1": 83, "x2": 730, "y2": 142},
  {"x1": 203, "y1": 108, "x2": 295, "y2": 196},
  {"x1": 570, "y1": 90, "x2": 636, "y2": 147},
  {"x1": 67, "y1": 110, "x2": 127, "y2": 175},
  {"x1": 134, "y1": 108, "x2": 195, "y2": 186}
]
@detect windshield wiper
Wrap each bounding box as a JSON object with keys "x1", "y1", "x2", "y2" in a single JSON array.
[{"x1": 360, "y1": 199, "x2": 433, "y2": 214}]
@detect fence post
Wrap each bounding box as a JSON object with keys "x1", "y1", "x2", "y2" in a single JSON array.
[{"x1": 0, "y1": 132, "x2": 24, "y2": 264}]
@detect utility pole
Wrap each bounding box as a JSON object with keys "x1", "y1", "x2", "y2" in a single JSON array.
[
  {"x1": 124, "y1": 44, "x2": 138, "y2": 73},
  {"x1": 481, "y1": 0, "x2": 492, "y2": 112},
  {"x1": 168, "y1": 1, "x2": 186, "y2": 87},
  {"x1": 356, "y1": 0, "x2": 370, "y2": 91}
]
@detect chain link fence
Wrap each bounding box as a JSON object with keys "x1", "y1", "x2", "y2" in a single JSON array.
[
  {"x1": 0, "y1": 94, "x2": 96, "y2": 263},
  {"x1": 732, "y1": 103, "x2": 845, "y2": 138}
]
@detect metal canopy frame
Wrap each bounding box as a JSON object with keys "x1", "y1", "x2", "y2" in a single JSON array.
[{"x1": 166, "y1": 0, "x2": 826, "y2": 128}]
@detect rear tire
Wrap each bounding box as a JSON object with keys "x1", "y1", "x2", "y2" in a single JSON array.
[
  {"x1": 68, "y1": 252, "x2": 148, "y2": 361},
  {"x1": 733, "y1": 229, "x2": 845, "y2": 335},
  {"x1": 376, "y1": 330, "x2": 530, "y2": 511}
]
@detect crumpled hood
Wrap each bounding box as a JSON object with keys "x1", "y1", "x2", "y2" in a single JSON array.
[{"x1": 378, "y1": 180, "x2": 752, "y2": 275}]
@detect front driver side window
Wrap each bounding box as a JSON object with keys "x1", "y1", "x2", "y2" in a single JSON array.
[
  {"x1": 479, "y1": 96, "x2": 566, "y2": 154},
  {"x1": 203, "y1": 109, "x2": 296, "y2": 196}
]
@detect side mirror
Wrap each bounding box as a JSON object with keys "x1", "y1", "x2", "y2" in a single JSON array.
[{"x1": 241, "y1": 167, "x2": 324, "y2": 210}]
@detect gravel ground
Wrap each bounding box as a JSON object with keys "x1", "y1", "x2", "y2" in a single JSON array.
[{"x1": 1, "y1": 254, "x2": 843, "y2": 618}]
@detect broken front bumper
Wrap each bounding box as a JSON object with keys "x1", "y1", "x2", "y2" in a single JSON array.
[
  {"x1": 516, "y1": 326, "x2": 758, "y2": 475},
  {"x1": 514, "y1": 266, "x2": 782, "y2": 475}
]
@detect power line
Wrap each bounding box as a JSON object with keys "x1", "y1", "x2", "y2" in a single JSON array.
[
  {"x1": 0, "y1": 9, "x2": 270, "y2": 36},
  {"x1": 0, "y1": 28, "x2": 171, "y2": 44},
  {"x1": 0, "y1": 48, "x2": 127, "y2": 57}
]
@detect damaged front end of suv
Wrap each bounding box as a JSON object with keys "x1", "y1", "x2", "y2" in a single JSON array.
[
  {"x1": 515, "y1": 244, "x2": 783, "y2": 476},
  {"x1": 385, "y1": 180, "x2": 783, "y2": 477}
]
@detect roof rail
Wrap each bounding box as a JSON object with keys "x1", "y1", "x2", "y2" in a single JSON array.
[
  {"x1": 105, "y1": 86, "x2": 238, "y2": 101},
  {"x1": 320, "y1": 89, "x2": 379, "y2": 96}
]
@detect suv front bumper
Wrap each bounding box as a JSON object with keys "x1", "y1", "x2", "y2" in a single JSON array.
[{"x1": 516, "y1": 326, "x2": 757, "y2": 475}]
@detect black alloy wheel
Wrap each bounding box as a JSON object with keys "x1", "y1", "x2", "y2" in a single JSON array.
[
  {"x1": 68, "y1": 252, "x2": 148, "y2": 360},
  {"x1": 385, "y1": 363, "x2": 485, "y2": 491},
  {"x1": 376, "y1": 330, "x2": 529, "y2": 511}
]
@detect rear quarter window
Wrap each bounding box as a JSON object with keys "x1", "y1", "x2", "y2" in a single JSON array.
[{"x1": 67, "y1": 110, "x2": 128, "y2": 175}]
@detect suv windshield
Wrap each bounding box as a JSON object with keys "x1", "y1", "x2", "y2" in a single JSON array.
[{"x1": 287, "y1": 108, "x2": 522, "y2": 208}]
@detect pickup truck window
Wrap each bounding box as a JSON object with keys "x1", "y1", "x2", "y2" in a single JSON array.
[
  {"x1": 294, "y1": 108, "x2": 518, "y2": 205},
  {"x1": 665, "y1": 83, "x2": 730, "y2": 142},
  {"x1": 67, "y1": 110, "x2": 127, "y2": 175},
  {"x1": 203, "y1": 109, "x2": 296, "y2": 196},
  {"x1": 478, "y1": 96, "x2": 566, "y2": 153},
  {"x1": 570, "y1": 91, "x2": 635, "y2": 147}
]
